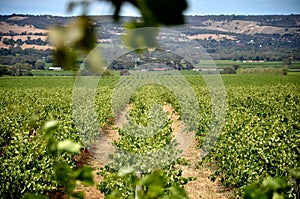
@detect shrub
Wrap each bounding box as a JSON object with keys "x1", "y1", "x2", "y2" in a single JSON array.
[
  {"x1": 120, "y1": 69, "x2": 130, "y2": 76},
  {"x1": 237, "y1": 67, "x2": 288, "y2": 75}
]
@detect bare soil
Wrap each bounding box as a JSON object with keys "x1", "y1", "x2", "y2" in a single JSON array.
[
  {"x1": 0, "y1": 22, "x2": 47, "y2": 34},
  {"x1": 192, "y1": 19, "x2": 298, "y2": 35},
  {"x1": 73, "y1": 149, "x2": 104, "y2": 199},
  {"x1": 187, "y1": 34, "x2": 236, "y2": 41},
  {"x1": 163, "y1": 104, "x2": 234, "y2": 199}
]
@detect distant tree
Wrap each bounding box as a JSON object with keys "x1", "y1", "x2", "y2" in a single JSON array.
[
  {"x1": 35, "y1": 38, "x2": 45, "y2": 45},
  {"x1": 120, "y1": 69, "x2": 130, "y2": 76},
  {"x1": 2, "y1": 38, "x2": 10, "y2": 46},
  {"x1": 282, "y1": 57, "x2": 292, "y2": 67},
  {"x1": 0, "y1": 56, "x2": 16, "y2": 65},
  {"x1": 45, "y1": 55, "x2": 53, "y2": 63},
  {"x1": 233, "y1": 65, "x2": 241, "y2": 70},
  {"x1": 8, "y1": 31, "x2": 15, "y2": 36},
  {"x1": 8, "y1": 38, "x2": 16, "y2": 47},
  {"x1": 0, "y1": 65, "x2": 11, "y2": 76},
  {"x1": 16, "y1": 39, "x2": 24, "y2": 47},
  {"x1": 223, "y1": 67, "x2": 236, "y2": 74},
  {"x1": 18, "y1": 55, "x2": 36, "y2": 67},
  {"x1": 222, "y1": 65, "x2": 240, "y2": 74},
  {"x1": 11, "y1": 63, "x2": 32, "y2": 76},
  {"x1": 34, "y1": 60, "x2": 46, "y2": 70},
  {"x1": 102, "y1": 69, "x2": 112, "y2": 76}
]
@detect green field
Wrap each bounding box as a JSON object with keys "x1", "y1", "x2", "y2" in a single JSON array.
[
  {"x1": 22, "y1": 60, "x2": 300, "y2": 77},
  {"x1": 31, "y1": 70, "x2": 77, "y2": 76},
  {"x1": 0, "y1": 73, "x2": 299, "y2": 198},
  {"x1": 198, "y1": 60, "x2": 300, "y2": 69}
]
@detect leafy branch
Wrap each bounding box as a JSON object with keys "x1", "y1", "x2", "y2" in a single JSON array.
[{"x1": 22, "y1": 121, "x2": 94, "y2": 199}]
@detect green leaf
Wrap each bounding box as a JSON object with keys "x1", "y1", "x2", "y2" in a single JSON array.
[
  {"x1": 122, "y1": 28, "x2": 158, "y2": 50},
  {"x1": 262, "y1": 177, "x2": 287, "y2": 191},
  {"x1": 272, "y1": 192, "x2": 284, "y2": 199},
  {"x1": 168, "y1": 186, "x2": 189, "y2": 199},
  {"x1": 71, "y1": 191, "x2": 85, "y2": 199},
  {"x1": 22, "y1": 193, "x2": 49, "y2": 199},
  {"x1": 46, "y1": 135, "x2": 58, "y2": 155},
  {"x1": 57, "y1": 139, "x2": 82, "y2": 154},
  {"x1": 43, "y1": 120, "x2": 58, "y2": 132},
  {"x1": 73, "y1": 167, "x2": 94, "y2": 186},
  {"x1": 143, "y1": 0, "x2": 188, "y2": 25},
  {"x1": 54, "y1": 163, "x2": 72, "y2": 184},
  {"x1": 52, "y1": 47, "x2": 78, "y2": 71},
  {"x1": 118, "y1": 167, "x2": 135, "y2": 177}
]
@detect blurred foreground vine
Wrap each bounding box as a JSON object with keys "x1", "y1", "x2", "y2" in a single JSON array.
[{"x1": 49, "y1": 0, "x2": 188, "y2": 70}]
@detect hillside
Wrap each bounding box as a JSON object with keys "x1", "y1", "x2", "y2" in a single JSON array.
[{"x1": 0, "y1": 14, "x2": 299, "y2": 66}]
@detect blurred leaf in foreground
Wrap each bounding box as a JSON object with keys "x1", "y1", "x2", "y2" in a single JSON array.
[{"x1": 49, "y1": 16, "x2": 97, "y2": 70}]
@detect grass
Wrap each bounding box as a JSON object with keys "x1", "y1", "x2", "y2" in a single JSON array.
[
  {"x1": 0, "y1": 76, "x2": 75, "y2": 89},
  {"x1": 31, "y1": 70, "x2": 76, "y2": 76},
  {"x1": 221, "y1": 73, "x2": 300, "y2": 87},
  {"x1": 1, "y1": 73, "x2": 299, "y2": 89}
]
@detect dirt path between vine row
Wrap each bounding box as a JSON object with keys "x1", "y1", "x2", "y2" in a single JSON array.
[{"x1": 72, "y1": 104, "x2": 234, "y2": 199}]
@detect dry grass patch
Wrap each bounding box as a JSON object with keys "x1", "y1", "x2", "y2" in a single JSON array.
[{"x1": 0, "y1": 22, "x2": 47, "y2": 33}]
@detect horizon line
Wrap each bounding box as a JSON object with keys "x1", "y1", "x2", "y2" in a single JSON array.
[{"x1": 1, "y1": 13, "x2": 300, "y2": 17}]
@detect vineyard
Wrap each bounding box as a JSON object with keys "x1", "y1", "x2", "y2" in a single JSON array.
[{"x1": 0, "y1": 73, "x2": 299, "y2": 198}]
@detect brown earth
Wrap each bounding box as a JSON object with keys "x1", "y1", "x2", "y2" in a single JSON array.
[
  {"x1": 0, "y1": 22, "x2": 47, "y2": 33},
  {"x1": 190, "y1": 19, "x2": 298, "y2": 35},
  {"x1": 7, "y1": 16, "x2": 29, "y2": 21},
  {"x1": 0, "y1": 43, "x2": 53, "y2": 50},
  {"x1": 187, "y1": 34, "x2": 236, "y2": 41}
]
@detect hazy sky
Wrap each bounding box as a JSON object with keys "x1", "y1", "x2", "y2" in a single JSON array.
[{"x1": 0, "y1": 0, "x2": 299, "y2": 16}]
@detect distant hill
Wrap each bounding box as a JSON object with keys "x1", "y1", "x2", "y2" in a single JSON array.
[
  {"x1": 0, "y1": 14, "x2": 299, "y2": 61},
  {"x1": 0, "y1": 14, "x2": 73, "y2": 29},
  {"x1": 186, "y1": 15, "x2": 300, "y2": 28}
]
